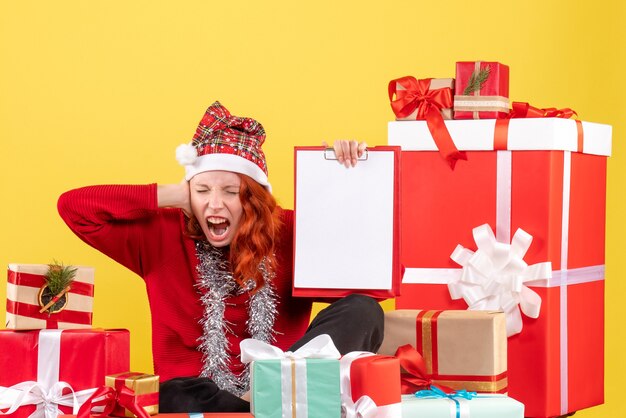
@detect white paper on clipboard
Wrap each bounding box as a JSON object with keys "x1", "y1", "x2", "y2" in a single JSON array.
[{"x1": 293, "y1": 148, "x2": 396, "y2": 290}]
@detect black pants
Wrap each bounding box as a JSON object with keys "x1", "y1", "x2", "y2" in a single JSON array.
[{"x1": 159, "y1": 294, "x2": 384, "y2": 413}]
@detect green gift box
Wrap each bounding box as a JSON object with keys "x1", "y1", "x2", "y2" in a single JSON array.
[
  {"x1": 241, "y1": 335, "x2": 342, "y2": 418},
  {"x1": 250, "y1": 358, "x2": 340, "y2": 418},
  {"x1": 401, "y1": 392, "x2": 524, "y2": 418}
]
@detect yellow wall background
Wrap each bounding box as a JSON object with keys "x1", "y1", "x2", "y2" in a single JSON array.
[{"x1": 1, "y1": 1, "x2": 624, "y2": 416}]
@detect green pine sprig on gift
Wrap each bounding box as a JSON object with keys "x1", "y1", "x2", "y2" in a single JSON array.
[
  {"x1": 463, "y1": 65, "x2": 491, "y2": 95},
  {"x1": 44, "y1": 261, "x2": 77, "y2": 295}
]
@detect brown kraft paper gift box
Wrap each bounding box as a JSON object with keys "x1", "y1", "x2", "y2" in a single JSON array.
[
  {"x1": 392, "y1": 78, "x2": 455, "y2": 120},
  {"x1": 378, "y1": 309, "x2": 508, "y2": 393}
]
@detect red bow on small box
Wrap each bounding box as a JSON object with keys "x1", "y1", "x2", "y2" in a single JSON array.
[
  {"x1": 77, "y1": 385, "x2": 157, "y2": 418},
  {"x1": 389, "y1": 76, "x2": 466, "y2": 169},
  {"x1": 394, "y1": 344, "x2": 453, "y2": 395}
]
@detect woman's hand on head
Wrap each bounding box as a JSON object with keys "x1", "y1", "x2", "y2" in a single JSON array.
[
  {"x1": 322, "y1": 140, "x2": 367, "y2": 168},
  {"x1": 157, "y1": 180, "x2": 192, "y2": 217}
]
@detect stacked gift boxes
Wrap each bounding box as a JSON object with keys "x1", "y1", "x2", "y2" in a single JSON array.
[
  {"x1": 0, "y1": 263, "x2": 157, "y2": 418},
  {"x1": 386, "y1": 61, "x2": 611, "y2": 418}
]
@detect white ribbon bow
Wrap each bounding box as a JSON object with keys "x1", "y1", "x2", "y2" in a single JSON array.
[
  {"x1": 240, "y1": 334, "x2": 341, "y2": 363},
  {"x1": 344, "y1": 395, "x2": 378, "y2": 418},
  {"x1": 449, "y1": 224, "x2": 552, "y2": 336},
  {"x1": 339, "y1": 352, "x2": 379, "y2": 418},
  {"x1": 0, "y1": 381, "x2": 96, "y2": 418}
]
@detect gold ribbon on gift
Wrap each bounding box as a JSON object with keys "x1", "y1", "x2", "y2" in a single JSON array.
[
  {"x1": 416, "y1": 311, "x2": 508, "y2": 393},
  {"x1": 290, "y1": 359, "x2": 297, "y2": 418},
  {"x1": 105, "y1": 372, "x2": 159, "y2": 417}
]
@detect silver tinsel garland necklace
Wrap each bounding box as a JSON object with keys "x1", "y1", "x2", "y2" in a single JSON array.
[{"x1": 195, "y1": 241, "x2": 278, "y2": 397}]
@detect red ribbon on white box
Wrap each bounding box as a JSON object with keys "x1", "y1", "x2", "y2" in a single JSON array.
[
  {"x1": 400, "y1": 150, "x2": 605, "y2": 415},
  {"x1": 0, "y1": 330, "x2": 97, "y2": 418}
]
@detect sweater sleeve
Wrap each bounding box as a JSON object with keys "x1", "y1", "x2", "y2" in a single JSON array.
[{"x1": 57, "y1": 184, "x2": 177, "y2": 278}]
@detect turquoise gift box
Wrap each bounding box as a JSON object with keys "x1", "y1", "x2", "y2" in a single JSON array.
[
  {"x1": 241, "y1": 334, "x2": 342, "y2": 418},
  {"x1": 401, "y1": 393, "x2": 524, "y2": 418},
  {"x1": 250, "y1": 358, "x2": 341, "y2": 418}
]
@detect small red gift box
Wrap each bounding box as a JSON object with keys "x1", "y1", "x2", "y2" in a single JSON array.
[
  {"x1": 6, "y1": 264, "x2": 95, "y2": 330},
  {"x1": 388, "y1": 117, "x2": 611, "y2": 417},
  {"x1": 454, "y1": 61, "x2": 509, "y2": 119},
  {"x1": 106, "y1": 373, "x2": 159, "y2": 417},
  {"x1": 0, "y1": 329, "x2": 130, "y2": 418},
  {"x1": 340, "y1": 353, "x2": 401, "y2": 418}
]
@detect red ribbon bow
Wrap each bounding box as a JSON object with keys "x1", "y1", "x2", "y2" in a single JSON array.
[
  {"x1": 389, "y1": 77, "x2": 466, "y2": 169},
  {"x1": 394, "y1": 344, "x2": 453, "y2": 395},
  {"x1": 509, "y1": 101, "x2": 577, "y2": 119},
  {"x1": 389, "y1": 77, "x2": 452, "y2": 119},
  {"x1": 77, "y1": 385, "x2": 152, "y2": 418}
]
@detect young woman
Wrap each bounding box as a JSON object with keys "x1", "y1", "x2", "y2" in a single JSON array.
[{"x1": 57, "y1": 101, "x2": 383, "y2": 413}]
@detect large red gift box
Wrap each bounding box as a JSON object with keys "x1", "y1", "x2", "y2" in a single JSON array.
[
  {"x1": 388, "y1": 118, "x2": 611, "y2": 418},
  {"x1": 0, "y1": 329, "x2": 130, "y2": 418}
]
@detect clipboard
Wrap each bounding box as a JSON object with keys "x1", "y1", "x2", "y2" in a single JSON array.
[{"x1": 292, "y1": 146, "x2": 401, "y2": 298}]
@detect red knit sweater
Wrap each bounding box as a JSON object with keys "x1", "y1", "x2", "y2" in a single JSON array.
[{"x1": 57, "y1": 184, "x2": 313, "y2": 382}]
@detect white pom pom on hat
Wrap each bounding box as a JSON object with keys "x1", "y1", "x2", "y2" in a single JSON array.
[{"x1": 175, "y1": 143, "x2": 198, "y2": 166}]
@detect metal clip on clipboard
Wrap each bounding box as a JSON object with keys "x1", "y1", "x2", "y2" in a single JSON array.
[{"x1": 323, "y1": 148, "x2": 369, "y2": 161}]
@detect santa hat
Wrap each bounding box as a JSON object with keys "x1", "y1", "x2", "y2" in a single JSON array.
[{"x1": 176, "y1": 101, "x2": 271, "y2": 191}]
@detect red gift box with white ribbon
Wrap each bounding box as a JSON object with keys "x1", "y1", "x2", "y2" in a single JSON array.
[
  {"x1": 340, "y1": 352, "x2": 401, "y2": 418},
  {"x1": 388, "y1": 117, "x2": 611, "y2": 417},
  {"x1": 6, "y1": 264, "x2": 95, "y2": 330},
  {"x1": 0, "y1": 329, "x2": 130, "y2": 418}
]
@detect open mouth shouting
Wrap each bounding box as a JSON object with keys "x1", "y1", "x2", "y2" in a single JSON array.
[{"x1": 206, "y1": 216, "x2": 231, "y2": 242}]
